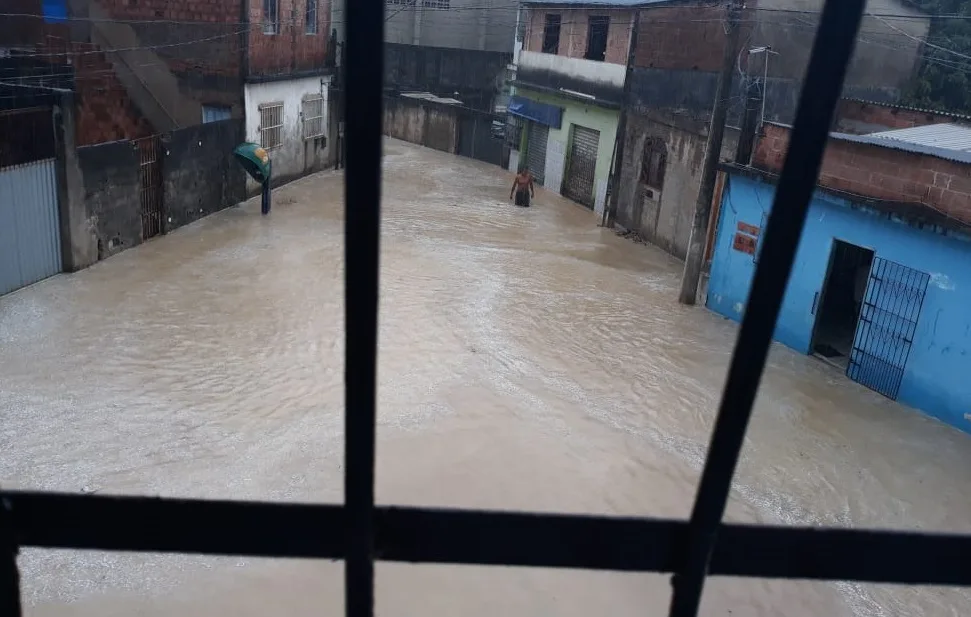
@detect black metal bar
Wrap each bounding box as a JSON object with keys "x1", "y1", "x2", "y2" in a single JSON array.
[
  {"x1": 668, "y1": 1, "x2": 867, "y2": 615},
  {"x1": 5, "y1": 492, "x2": 971, "y2": 585},
  {"x1": 1, "y1": 496, "x2": 21, "y2": 617},
  {"x1": 343, "y1": 0, "x2": 383, "y2": 615}
]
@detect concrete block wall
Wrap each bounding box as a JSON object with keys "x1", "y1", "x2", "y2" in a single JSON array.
[
  {"x1": 754, "y1": 123, "x2": 971, "y2": 225},
  {"x1": 523, "y1": 7, "x2": 633, "y2": 65},
  {"x1": 76, "y1": 140, "x2": 142, "y2": 260},
  {"x1": 162, "y1": 119, "x2": 247, "y2": 230},
  {"x1": 615, "y1": 109, "x2": 738, "y2": 260},
  {"x1": 71, "y1": 119, "x2": 248, "y2": 267},
  {"x1": 382, "y1": 96, "x2": 459, "y2": 155}
]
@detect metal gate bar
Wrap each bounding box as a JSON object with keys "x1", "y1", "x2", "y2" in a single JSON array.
[
  {"x1": 134, "y1": 135, "x2": 163, "y2": 240},
  {"x1": 4, "y1": 2, "x2": 971, "y2": 617},
  {"x1": 5, "y1": 491, "x2": 971, "y2": 584},
  {"x1": 343, "y1": 0, "x2": 382, "y2": 614},
  {"x1": 848, "y1": 257, "x2": 929, "y2": 400}
]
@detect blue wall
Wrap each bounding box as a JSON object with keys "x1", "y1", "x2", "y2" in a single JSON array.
[{"x1": 707, "y1": 174, "x2": 971, "y2": 432}]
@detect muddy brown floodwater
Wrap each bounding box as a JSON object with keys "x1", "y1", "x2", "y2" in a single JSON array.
[{"x1": 2, "y1": 139, "x2": 971, "y2": 617}]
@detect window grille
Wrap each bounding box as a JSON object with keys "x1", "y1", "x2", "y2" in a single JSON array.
[
  {"x1": 263, "y1": 0, "x2": 279, "y2": 35},
  {"x1": 303, "y1": 96, "x2": 325, "y2": 140},
  {"x1": 422, "y1": 0, "x2": 449, "y2": 9},
  {"x1": 5, "y1": 4, "x2": 971, "y2": 617},
  {"x1": 259, "y1": 102, "x2": 284, "y2": 150}
]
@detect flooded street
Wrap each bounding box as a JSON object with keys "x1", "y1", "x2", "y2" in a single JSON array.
[{"x1": 3, "y1": 139, "x2": 971, "y2": 616}]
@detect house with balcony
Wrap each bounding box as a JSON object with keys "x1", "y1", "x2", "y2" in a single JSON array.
[{"x1": 509, "y1": 0, "x2": 641, "y2": 213}]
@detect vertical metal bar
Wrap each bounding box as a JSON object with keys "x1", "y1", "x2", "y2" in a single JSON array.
[
  {"x1": 667, "y1": 1, "x2": 866, "y2": 615},
  {"x1": 344, "y1": 1, "x2": 383, "y2": 617},
  {"x1": 1, "y1": 496, "x2": 22, "y2": 617}
]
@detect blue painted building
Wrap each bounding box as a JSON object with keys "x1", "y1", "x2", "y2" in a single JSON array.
[{"x1": 707, "y1": 152, "x2": 971, "y2": 432}]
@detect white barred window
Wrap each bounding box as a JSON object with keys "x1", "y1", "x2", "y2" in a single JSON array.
[
  {"x1": 302, "y1": 96, "x2": 325, "y2": 140},
  {"x1": 423, "y1": 0, "x2": 449, "y2": 8},
  {"x1": 259, "y1": 102, "x2": 284, "y2": 150}
]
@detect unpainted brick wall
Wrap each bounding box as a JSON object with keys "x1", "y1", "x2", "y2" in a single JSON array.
[
  {"x1": 753, "y1": 123, "x2": 971, "y2": 224},
  {"x1": 37, "y1": 34, "x2": 153, "y2": 146},
  {"x1": 633, "y1": 4, "x2": 752, "y2": 71},
  {"x1": 248, "y1": 0, "x2": 331, "y2": 76},
  {"x1": 835, "y1": 100, "x2": 971, "y2": 134},
  {"x1": 523, "y1": 7, "x2": 633, "y2": 65}
]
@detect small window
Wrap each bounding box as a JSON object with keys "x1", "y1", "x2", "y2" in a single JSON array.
[
  {"x1": 585, "y1": 16, "x2": 609, "y2": 62},
  {"x1": 260, "y1": 102, "x2": 284, "y2": 150},
  {"x1": 263, "y1": 0, "x2": 279, "y2": 34},
  {"x1": 422, "y1": 0, "x2": 449, "y2": 8},
  {"x1": 305, "y1": 0, "x2": 318, "y2": 34},
  {"x1": 302, "y1": 95, "x2": 325, "y2": 139},
  {"x1": 542, "y1": 14, "x2": 561, "y2": 54},
  {"x1": 202, "y1": 105, "x2": 232, "y2": 124},
  {"x1": 640, "y1": 137, "x2": 666, "y2": 190}
]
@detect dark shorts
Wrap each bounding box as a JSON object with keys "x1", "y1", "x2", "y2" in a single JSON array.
[{"x1": 515, "y1": 189, "x2": 531, "y2": 207}]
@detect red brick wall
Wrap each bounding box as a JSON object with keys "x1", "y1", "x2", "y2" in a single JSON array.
[
  {"x1": 95, "y1": 0, "x2": 242, "y2": 77},
  {"x1": 835, "y1": 100, "x2": 971, "y2": 134},
  {"x1": 524, "y1": 7, "x2": 633, "y2": 65},
  {"x1": 634, "y1": 4, "x2": 753, "y2": 71},
  {"x1": 248, "y1": 0, "x2": 330, "y2": 76},
  {"x1": 753, "y1": 123, "x2": 971, "y2": 224}
]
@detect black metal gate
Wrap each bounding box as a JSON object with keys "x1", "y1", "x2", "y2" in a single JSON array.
[
  {"x1": 134, "y1": 135, "x2": 163, "y2": 240},
  {"x1": 5, "y1": 3, "x2": 971, "y2": 617},
  {"x1": 457, "y1": 111, "x2": 506, "y2": 167},
  {"x1": 526, "y1": 122, "x2": 548, "y2": 184},
  {"x1": 564, "y1": 125, "x2": 599, "y2": 208},
  {"x1": 847, "y1": 257, "x2": 929, "y2": 400}
]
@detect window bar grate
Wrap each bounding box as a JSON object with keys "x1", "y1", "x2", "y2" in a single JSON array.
[
  {"x1": 2, "y1": 2, "x2": 971, "y2": 617},
  {"x1": 668, "y1": 0, "x2": 868, "y2": 614},
  {"x1": 343, "y1": 0, "x2": 383, "y2": 615}
]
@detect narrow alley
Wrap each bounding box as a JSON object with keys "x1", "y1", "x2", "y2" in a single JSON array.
[{"x1": 2, "y1": 140, "x2": 970, "y2": 617}]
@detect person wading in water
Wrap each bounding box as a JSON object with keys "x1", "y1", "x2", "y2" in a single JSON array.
[{"x1": 510, "y1": 165, "x2": 535, "y2": 208}]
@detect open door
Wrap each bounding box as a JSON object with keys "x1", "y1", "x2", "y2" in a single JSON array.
[{"x1": 810, "y1": 240, "x2": 874, "y2": 370}]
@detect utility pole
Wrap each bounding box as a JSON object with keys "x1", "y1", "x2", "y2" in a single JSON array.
[
  {"x1": 603, "y1": 10, "x2": 640, "y2": 228},
  {"x1": 678, "y1": 0, "x2": 744, "y2": 304}
]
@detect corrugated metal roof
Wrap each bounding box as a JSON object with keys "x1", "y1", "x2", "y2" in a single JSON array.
[
  {"x1": 842, "y1": 98, "x2": 971, "y2": 123},
  {"x1": 521, "y1": 0, "x2": 672, "y2": 6},
  {"x1": 831, "y1": 129, "x2": 971, "y2": 166},
  {"x1": 867, "y1": 123, "x2": 971, "y2": 152}
]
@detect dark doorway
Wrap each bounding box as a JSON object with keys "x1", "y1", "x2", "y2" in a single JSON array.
[
  {"x1": 811, "y1": 240, "x2": 873, "y2": 369},
  {"x1": 585, "y1": 16, "x2": 610, "y2": 61}
]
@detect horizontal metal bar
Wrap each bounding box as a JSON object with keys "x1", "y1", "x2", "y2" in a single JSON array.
[{"x1": 5, "y1": 491, "x2": 971, "y2": 585}]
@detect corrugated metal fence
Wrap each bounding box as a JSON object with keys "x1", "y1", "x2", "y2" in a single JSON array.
[{"x1": 0, "y1": 159, "x2": 62, "y2": 296}]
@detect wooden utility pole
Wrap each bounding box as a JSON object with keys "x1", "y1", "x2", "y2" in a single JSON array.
[
  {"x1": 603, "y1": 10, "x2": 640, "y2": 227},
  {"x1": 678, "y1": 0, "x2": 744, "y2": 305}
]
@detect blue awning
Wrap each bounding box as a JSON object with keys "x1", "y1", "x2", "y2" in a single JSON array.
[{"x1": 508, "y1": 96, "x2": 563, "y2": 129}]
